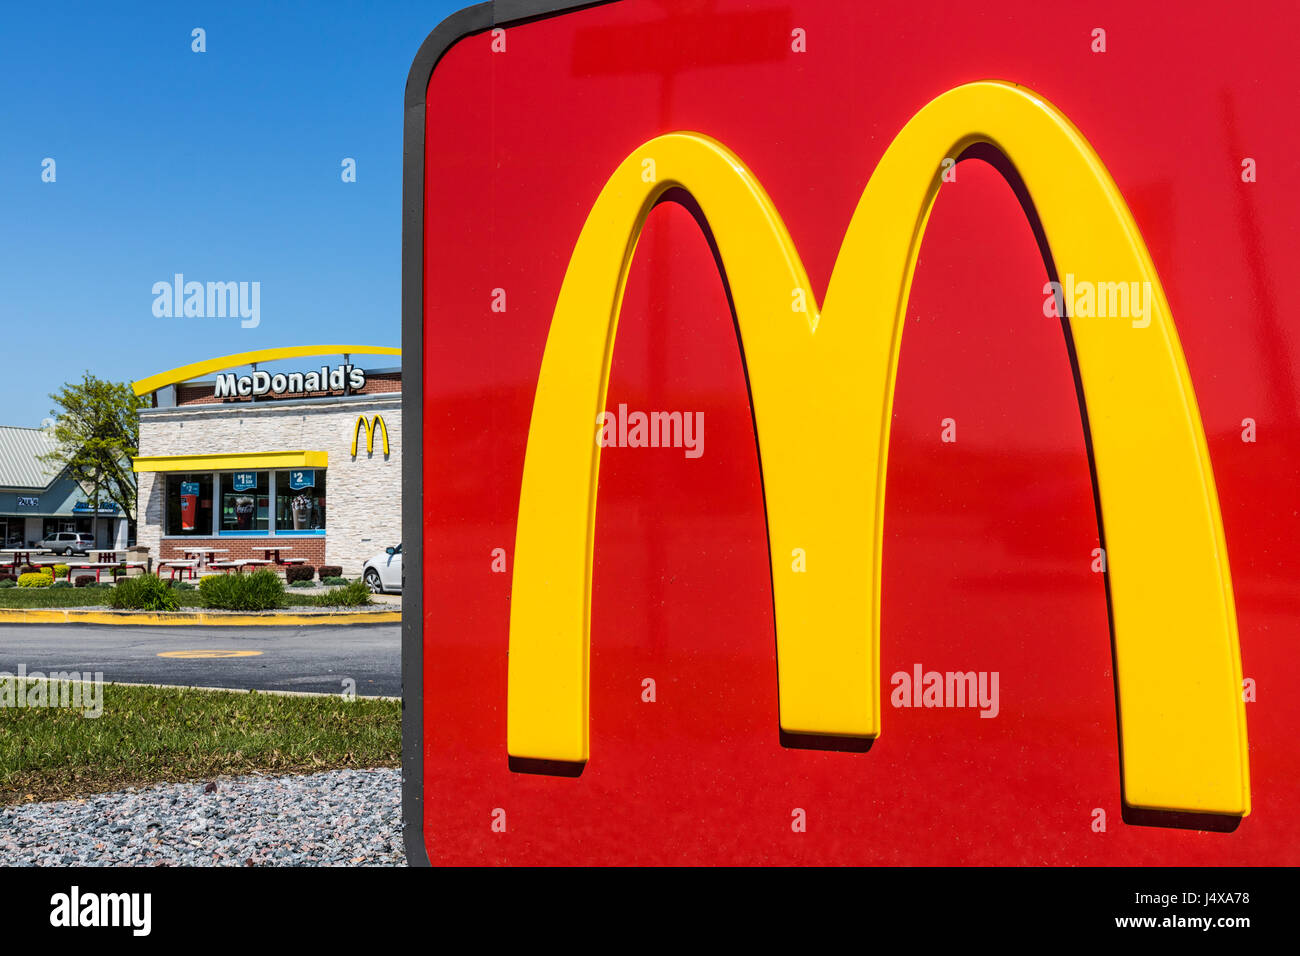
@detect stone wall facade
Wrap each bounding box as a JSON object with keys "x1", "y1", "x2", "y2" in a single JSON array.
[{"x1": 136, "y1": 392, "x2": 400, "y2": 577}]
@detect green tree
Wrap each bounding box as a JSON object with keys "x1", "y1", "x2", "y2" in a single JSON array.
[{"x1": 40, "y1": 373, "x2": 148, "y2": 545}]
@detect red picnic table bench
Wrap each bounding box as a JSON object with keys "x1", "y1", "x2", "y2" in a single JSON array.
[
  {"x1": 156, "y1": 560, "x2": 199, "y2": 581},
  {"x1": 206, "y1": 559, "x2": 274, "y2": 574}
]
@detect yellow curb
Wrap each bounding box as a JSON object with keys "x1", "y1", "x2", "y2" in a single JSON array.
[{"x1": 0, "y1": 609, "x2": 401, "y2": 626}]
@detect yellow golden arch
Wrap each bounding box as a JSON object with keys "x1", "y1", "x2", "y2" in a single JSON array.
[
  {"x1": 352, "y1": 415, "x2": 390, "y2": 457},
  {"x1": 506, "y1": 81, "x2": 1249, "y2": 817}
]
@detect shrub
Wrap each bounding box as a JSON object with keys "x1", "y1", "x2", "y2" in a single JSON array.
[
  {"x1": 290, "y1": 579, "x2": 314, "y2": 588},
  {"x1": 53, "y1": 564, "x2": 70, "y2": 578},
  {"x1": 0, "y1": 580, "x2": 15, "y2": 589},
  {"x1": 169, "y1": 580, "x2": 195, "y2": 590},
  {"x1": 321, "y1": 576, "x2": 348, "y2": 586},
  {"x1": 74, "y1": 576, "x2": 96, "y2": 588},
  {"x1": 18, "y1": 565, "x2": 36, "y2": 575},
  {"x1": 0, "y1": 573, "x2": 15, "y2": 583},
  {"x1": 313, "y1": 579, "x2": 372, "y2": 608},
  {"x1": 18, "y1": 572, "x2": 53, "y2": 588},
  {"x1": 285, "y1": 564, "x2": 315, "y2": 584},
  {"x1": 318, "y1": 566, "x2": 342, "y2": 580},
  {"x1": 109, "y1": 574, "x2": 180, "y2": 611},
  {"x1": 198, "y1": 569, "x2": 285, "y2": 611},
  {"x1": 50, "y1": 580, "x2": 71, "y2": 589}
]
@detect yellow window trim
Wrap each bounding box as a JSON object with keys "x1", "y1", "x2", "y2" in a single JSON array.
[
  {"x1": 132, "y1": 345, "x2": 400, "y2": 396},
  {"x1": 132, "y1": 451, "x2": 328, "y2": 473},
  {"x1": 505, "y1": 81, "x2": 1249, "y2": 818}
]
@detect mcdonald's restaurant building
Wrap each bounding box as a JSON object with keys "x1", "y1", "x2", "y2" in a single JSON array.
[{"x1": 132, "y1": 347, "x2": 401, "y2": 576}]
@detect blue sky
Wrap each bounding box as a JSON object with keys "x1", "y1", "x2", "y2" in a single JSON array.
[{"x1": 0, "y1": 0, "x2": 462, "y2": 424}]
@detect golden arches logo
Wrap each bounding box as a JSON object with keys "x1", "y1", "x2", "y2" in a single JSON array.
[
  {"x1": 352, "y1": 415, "x2": 390, "y2": 457},
  {"x1": 506, "y1": 81, "x2": 1249, "y2": 817}
]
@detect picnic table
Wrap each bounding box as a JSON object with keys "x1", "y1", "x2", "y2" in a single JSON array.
[
  {"x1": 70, "y1": 562, "x2": 129, "y2": 583},
  {"x1": 252, "y1": 546, "x2": 293, "y2": 564},
  {"x1": 181, "y1": 547, "x2": 229, "y2": 570},
  {"x1": 30, "y1": 558, "x2": 74, "y2": 578},
  {"x1": 0, "y1": 549, "x2": 49, "y2": 568},
  {"x1": 206, "y1": 558, "x2": 274, "y2": 575},
  {"x1": 157, "y1": 560, "x2": 199, "y2": 581}
]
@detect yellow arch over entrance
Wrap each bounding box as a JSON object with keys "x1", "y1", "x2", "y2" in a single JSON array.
[
  {"x1": 506, "y1": 81, "x2": 1248, "y2": 817},
  {"x1": 133, "y1": 345, "x2": 401, "y2": 396}
]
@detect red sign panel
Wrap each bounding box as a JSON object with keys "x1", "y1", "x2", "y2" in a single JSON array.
[{"x1": 402, "y1": 0, "x2": 1300, "y2": 865}]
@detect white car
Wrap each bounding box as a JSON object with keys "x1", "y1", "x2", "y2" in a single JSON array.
[{"x1": 362, "y1": 544, "x2": 402, "y2": 594}]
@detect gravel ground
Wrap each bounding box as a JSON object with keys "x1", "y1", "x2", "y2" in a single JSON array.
[{"x1": 0, "y1": 768, "x2": 405, "y2": 866}]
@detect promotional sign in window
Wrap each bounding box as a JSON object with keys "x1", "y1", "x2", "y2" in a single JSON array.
[
  {"x1": 288, "y1": 470, "x2": 315, "y2": 490},
  {"x1": 179, "y1": 481, "x2": 199, "y2": 532},
  {"x1": 232, "y1": 472, "x2": 257, "y2": 491},
  {"x1": 404, "y1": 0, "x2": 1299, "y2": 866}
]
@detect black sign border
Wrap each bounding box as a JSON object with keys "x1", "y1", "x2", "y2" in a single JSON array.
[{"x1": 402, "y1": 0, "x2": 621, "y2": 867}]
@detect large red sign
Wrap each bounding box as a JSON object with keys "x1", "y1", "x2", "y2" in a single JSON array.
[{"x1": 403, "y1": 0, "x2": 1300, "y2": 864}]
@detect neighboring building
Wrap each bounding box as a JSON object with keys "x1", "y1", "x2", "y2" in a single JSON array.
[
  {"x1": 132, "y1": 346, "x2": 400, "y2": 576},
  {"x1": 0, "y1": 425, "x2": 130, "y2": 549}
]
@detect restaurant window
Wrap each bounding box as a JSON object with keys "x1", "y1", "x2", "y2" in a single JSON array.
[
  {"x1": 165, "y1": 473, "x2": 214, "y2": 536},
  {"x1": 275, "y1": 470, "x2": 326, "y2": 532},
  {"x1": 220, "y1": 471, "x2": 270, "y2": 533}
]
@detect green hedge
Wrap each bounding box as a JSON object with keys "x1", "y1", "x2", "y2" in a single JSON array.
[
  {"x1": 313, "y1": 580, "x2": 372, "y2": 608},
  {"x1": 198, "y1": 569, "x2": 285, "y2": 611},
  {"x1": 17, "y1": 572, "x2": 52, "y2": 588},
  {"x1": 109, "y1": 574, "x2": 181, "y2": 611}
]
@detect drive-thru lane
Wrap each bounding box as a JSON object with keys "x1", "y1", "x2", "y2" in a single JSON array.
[{"x1": 0, "y1": 623, "x2": 399, "y2": 697}]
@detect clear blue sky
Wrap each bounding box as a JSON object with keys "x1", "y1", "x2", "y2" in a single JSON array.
[{"x1": 0, "y1": 0, "x2": 462, "y2": 425}]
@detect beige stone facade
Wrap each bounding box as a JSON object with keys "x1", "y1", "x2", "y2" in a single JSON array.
[{"x1": 136, "y1": 392, "x2": 400, "y2": 576}]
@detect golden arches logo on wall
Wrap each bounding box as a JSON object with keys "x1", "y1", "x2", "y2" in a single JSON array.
[
  {"x1": 505, "y1": 81, "x2": 1249, "y2": 818},
  {"x1": 352, "y1": 415, "x2": 390, "y2": 457}
]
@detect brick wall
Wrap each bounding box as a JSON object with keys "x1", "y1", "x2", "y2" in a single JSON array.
[
  {"x1": 136, "y1": 393, "x2": 400, "y2": 576},
  {"x1": 155, "y1": 536, "x2": 327, "y2": 568}
]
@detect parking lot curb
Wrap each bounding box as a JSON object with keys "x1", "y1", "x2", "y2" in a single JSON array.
[{"x1": 0, "y1": 608, "x2": 401, "y2": 626}]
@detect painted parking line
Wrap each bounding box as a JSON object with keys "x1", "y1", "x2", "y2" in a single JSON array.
[{"x1": 156, "y1": 649, "x2": 264, "y2": 659}]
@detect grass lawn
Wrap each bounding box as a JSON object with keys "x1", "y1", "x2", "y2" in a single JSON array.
[
  {"x1": 0, "y1": 588, "x2": 147, "y2": 608},
  {"x1": 0, "y1": 682, "x2": 400, "y2": 804}
]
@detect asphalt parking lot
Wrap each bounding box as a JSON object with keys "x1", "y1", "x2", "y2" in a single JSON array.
[{"x1": 0, "y1": 623, "x2": 400, "y2": 697}]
